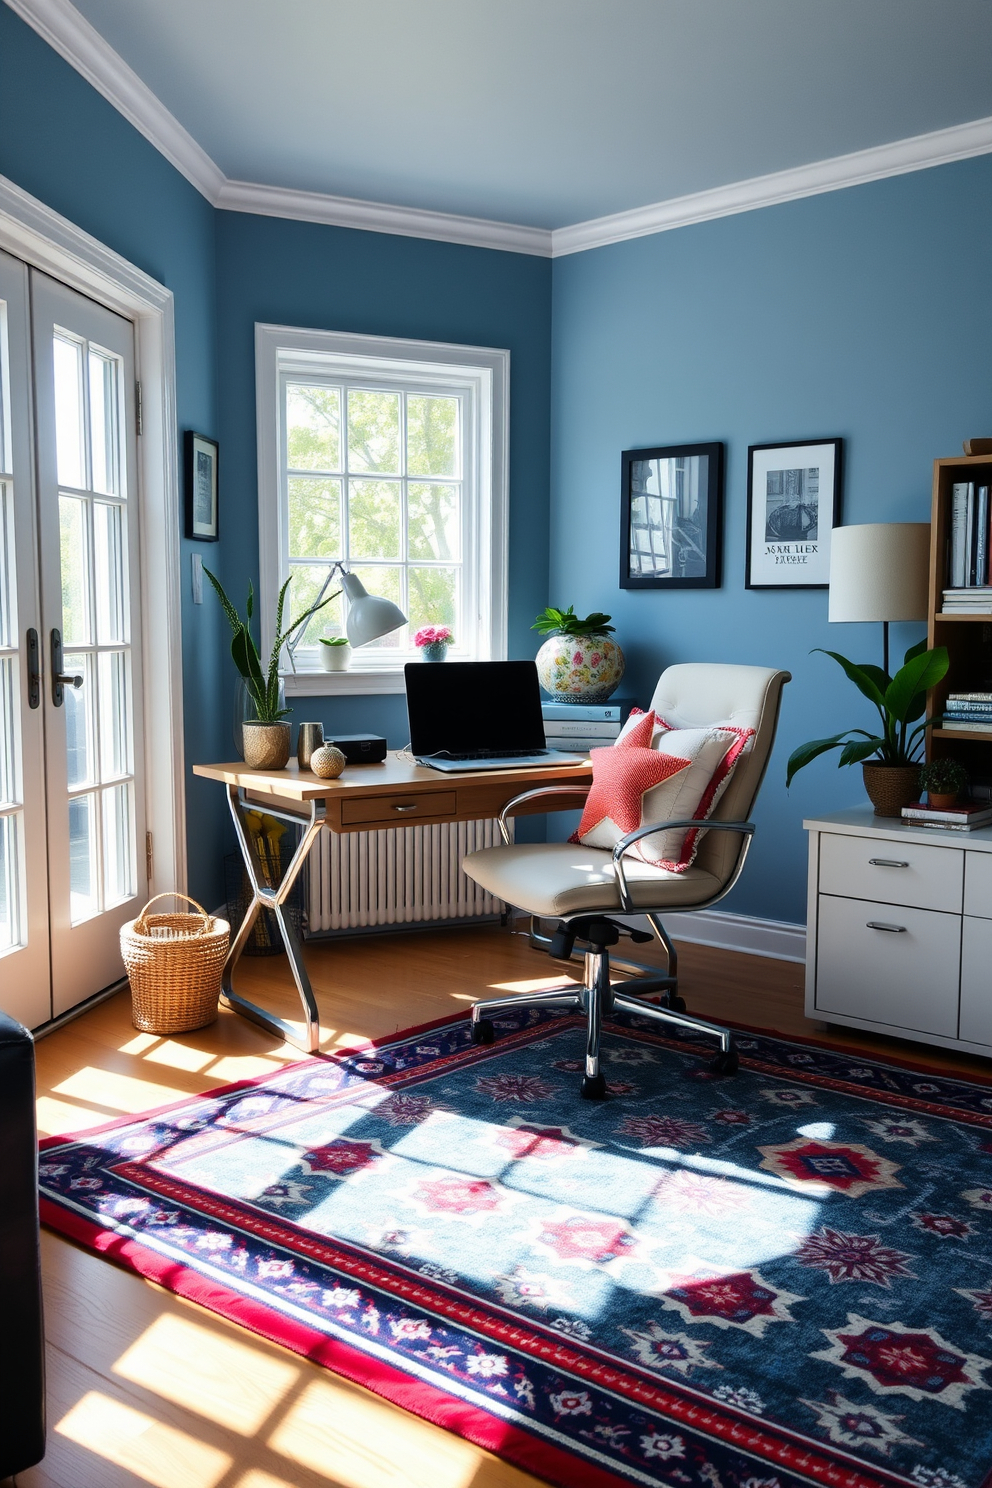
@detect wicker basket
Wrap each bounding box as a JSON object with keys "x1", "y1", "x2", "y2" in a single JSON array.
[{"x1": 121, "y1": 893, "x2": 230, "y2": 1034}]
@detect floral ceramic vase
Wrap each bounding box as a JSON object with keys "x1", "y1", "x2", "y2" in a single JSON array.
[
  {"x1": 420, "y1": 642, "x2": 448, "y2": 662},
  {"x1": 536, "y1": 632, "x2": 626, "y2": 703}
]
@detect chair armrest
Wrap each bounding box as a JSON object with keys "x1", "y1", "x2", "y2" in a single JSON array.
[
  {"x1": 611, "y1": 818, "x2": 755, "y2": 912},
  {"x1": 497, "y1": 784, "x2": 592, "y2": 844}
]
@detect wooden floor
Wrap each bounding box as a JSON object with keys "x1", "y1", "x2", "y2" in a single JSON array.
[{"x1": 22, "y1": 923, "x2": 992, "y2": 1488}]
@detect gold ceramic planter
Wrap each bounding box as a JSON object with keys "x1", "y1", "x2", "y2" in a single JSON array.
[{"x1": 242, "y1": 721, "x2": 291, "y2": 770}]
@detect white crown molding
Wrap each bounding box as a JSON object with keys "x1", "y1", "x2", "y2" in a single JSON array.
[
  {"x1": 552, "y1": 114, "x2": 992, "y2": 256},
  {"x1": 5, "y1": 0, "x2": 224, "y2": 200},
  {"x1": 217, "y1": 178, "x2": 552, "y2": 256},
  {"x1": 8, "y1": 0, "x2": 992, "y2": 258}
]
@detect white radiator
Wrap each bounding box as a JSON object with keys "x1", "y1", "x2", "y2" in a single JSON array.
[{"x1": 306, "y1": 818, "x2": 512, "y2": 933}]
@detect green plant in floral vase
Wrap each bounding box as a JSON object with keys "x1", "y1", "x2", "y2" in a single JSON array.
[
  {"x1": 532, "y1": 605, "x2": 625, "y2": 703},
  {"x1": 786, "y1": 640, "x2": 949, "y2": 816}
]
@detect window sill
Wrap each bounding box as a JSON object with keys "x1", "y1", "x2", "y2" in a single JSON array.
[{"x1": 282, "y1": 669, "x2": 407, "y2": 697}]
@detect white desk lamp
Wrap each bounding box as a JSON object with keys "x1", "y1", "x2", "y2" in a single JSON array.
[
  {"x1": 287, "y1": 562, "x2": 406, "y2": 669},
  {"x1": 828, "y1": 522, "x2": 930, "y2": 676}
]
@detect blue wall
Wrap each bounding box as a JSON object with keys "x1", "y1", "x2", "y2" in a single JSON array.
[
  {"x1": 551, "y1": 155, "x2": 992, "y2": 925},
  {"x1": 0, "y1": 4, "x2": 227, "y2": 906},
  {"x1": 214, "y1": 211, "x2": 551, "y2": 748}
]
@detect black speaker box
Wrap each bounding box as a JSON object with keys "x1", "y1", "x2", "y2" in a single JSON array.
[{"x1": 329, "y1": 734, "x2": 388, "y2": 764}]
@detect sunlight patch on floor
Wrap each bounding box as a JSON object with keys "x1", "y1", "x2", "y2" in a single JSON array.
[
  {"x1": 113, "y1": 1313, "x2": 300, "y2": 1434},
  {"x1": 54, "y1": 1066, "x2": 194, "y2": 1112},
  {"x1": 268, "y1": 1378, "x2": 483, "y2": 1488},
  {"x1": 55, "y1": 1391, "x2": 232, "y2": 1488},
  {"x1": 36, "y1": 1094, "x2": 118, "y2": 1137},
  {"x1": 486, "y1": 975, "x2": 579, "y2": 993}
]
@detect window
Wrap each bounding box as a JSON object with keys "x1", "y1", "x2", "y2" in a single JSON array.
[{"x1": 256, "y1": 326, "x2": 509, "y2": 694}]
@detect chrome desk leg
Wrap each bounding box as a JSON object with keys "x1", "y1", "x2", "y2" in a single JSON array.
[{"x1": 221, "y1": 785, "x2": 325, "y2": 1053}]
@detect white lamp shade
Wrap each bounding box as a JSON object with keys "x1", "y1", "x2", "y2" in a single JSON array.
[
  {"x1": 828, "y1": 522, "x2": 930, "y2": 623},
  {"x1": 341, "y1": 570, "x2": 407, "y2": 647}
]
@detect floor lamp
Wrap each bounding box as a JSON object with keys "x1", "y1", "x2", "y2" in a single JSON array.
[{"x1": 828, "y1": 523, "x2": 930, "y2": 676}]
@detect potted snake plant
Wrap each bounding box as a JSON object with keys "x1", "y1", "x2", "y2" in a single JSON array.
[
  {"x1": 204, "y1": 568, "x2": 337, "y2": 769},
  {"x1": 786, "y1": 640, "x2": 949, "y2": 816}
]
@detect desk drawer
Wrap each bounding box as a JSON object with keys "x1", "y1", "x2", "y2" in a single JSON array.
[
  {"x1": 340, "y1": 791, "x2": 458, "y2": 826},
  {"x1": 818, "y1": 831, "x2": 963, "y2": 912},
  {"x1": 814, "y1": 893, "x2": 961, "y2": 1037}
]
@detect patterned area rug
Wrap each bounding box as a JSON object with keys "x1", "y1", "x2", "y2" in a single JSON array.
[{"x1": 40, "y1": 1008, "x2": 992, "y2": 1488}]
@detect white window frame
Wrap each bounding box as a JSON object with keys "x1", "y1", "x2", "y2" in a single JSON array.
[{"x1": 256, "y1": 324, "x2": 509, "y2": 695}]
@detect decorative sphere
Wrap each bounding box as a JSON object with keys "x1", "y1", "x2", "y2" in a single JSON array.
[
  {"x1": 536, "y1": 633, "x2": 625, "y2": 703},
  {"x1": 309, "y1": 744, "x2": 346, "y2": 779}
]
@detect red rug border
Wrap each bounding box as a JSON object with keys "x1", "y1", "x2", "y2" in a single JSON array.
[{"x1": 39, "y1": 1195, "x2": 645, "y2": 1488}]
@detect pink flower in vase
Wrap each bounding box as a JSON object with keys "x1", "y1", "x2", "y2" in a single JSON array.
[{"x1": 413, "y1": 626, "x2": 454, "y2": 648}]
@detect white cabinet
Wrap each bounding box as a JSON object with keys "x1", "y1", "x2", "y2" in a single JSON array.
[{"x1": 805, "y1": 808, "x2": 992, "y2": 1054}]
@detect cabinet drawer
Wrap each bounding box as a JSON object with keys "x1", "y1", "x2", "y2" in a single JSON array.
[
  {"x1": 960, "y1": 916, "x2": 992, "y2": 1045},
  {"x1": 818, "y1": 832, "x2": 963, "y2": 912},
  {"x1": 964, "y1": 852, "x2": 992, "y2": 919},
  {"x1": 814, "y1": 894, "x2": 961, "y2": 1037},
  {"x1": 340, "y1": 791, "x2": 457, "y2": 826}
]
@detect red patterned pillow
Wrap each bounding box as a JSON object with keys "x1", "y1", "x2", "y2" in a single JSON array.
[{"x1": 573, "y1": 709, "x2": 754, "y2": 870}]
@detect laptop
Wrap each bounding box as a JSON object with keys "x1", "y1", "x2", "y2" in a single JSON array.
[{"x1": 405, "y1": 660, "x2": 588, "y2": 772}]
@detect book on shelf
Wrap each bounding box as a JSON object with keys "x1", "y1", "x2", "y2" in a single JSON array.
[
  {"x1": 944, "y1": 711, "x2": 992, "y2": 723},
  {"x1": 902, "y1": 800, "x2": 992, "y2": 828},
  {"x1": 939, "y1": 719, "x2": 992, "y2": 733},
  {"x1": 544, "y1": 735, "x2": 609, "y2": 754},
  {"x1": 543, "y1": 717, "x2": 622, "y2": 738},
  {"x1": 947, "y1": 481, "x2": 992, "y2": 590},
  {"x1": 947, "y1": 691, "x2": 992, "y2": 702},
  {"x1": 540, "y1": 698, "x2": 631, "y2": 722}
]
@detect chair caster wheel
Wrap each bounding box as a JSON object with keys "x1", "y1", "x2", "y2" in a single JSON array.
[
  {"x1": 471, "y1": 1018, "x2": 495, "y2": 1046},
  {"x1": 710, "y1": 1046, "x2": 739, "y2": 1076},
  {"x1": 662, "y1": 993, "x2": 687, "y2": 1012},
  {"x1": 580, "y1": 1073, "x2": 608, "y2": 1100}
]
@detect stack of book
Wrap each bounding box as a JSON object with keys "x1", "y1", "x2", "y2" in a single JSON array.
[
  {"x1": 942, "y1": 692, "x2": 992, "y2": 733},
  {"x1": 941, "y1": 588, "x2": 992, "y2": 615},
  {"x1": 902, "y1": 799, "x2": 992, "y2": 832},
  {"x1": 542, "y1": 698, "x2": 631, "y2": 754},
  {"x1": 945, "y1": 479, "x2": 992, "y2": 598}
]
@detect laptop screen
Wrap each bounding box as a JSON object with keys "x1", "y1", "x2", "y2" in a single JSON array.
[{"x1": 405, "y1": 660, "x2": 547, "y2": 756}]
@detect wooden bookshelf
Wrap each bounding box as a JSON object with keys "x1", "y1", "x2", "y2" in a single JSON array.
[{"x1": 927, "y1": 455, "x2": 992, "y2": 765}]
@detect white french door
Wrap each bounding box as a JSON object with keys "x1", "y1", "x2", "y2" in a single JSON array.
[{"x1": 0, "y1": 251, "x2": 146, "y2": 1026}]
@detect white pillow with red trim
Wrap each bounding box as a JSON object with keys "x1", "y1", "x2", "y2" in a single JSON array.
[{"x1": 572, "y1": 708, "x2": 754, "y2": 871}]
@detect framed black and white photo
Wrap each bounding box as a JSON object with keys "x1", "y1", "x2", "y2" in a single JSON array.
[
  {"x1": 620, "y1": 442, "x2": 723, "y2": 589},
  {"x1": 745, "y1": 438, "x2": 842, "y2": 588},
  {"x1": 184, "y1": 431, "x2": 219, "y2": 541}
]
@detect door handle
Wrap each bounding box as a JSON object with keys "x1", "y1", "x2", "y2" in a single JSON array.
[
  {"x1": 50, "y1": 629, "x2": 83, "y2": 707},
  {"x1": 26, "y1": 628, "x2": 40, "y2": 709}
]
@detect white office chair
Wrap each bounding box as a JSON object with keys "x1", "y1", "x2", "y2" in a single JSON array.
[{"x1": 461, "y1": 663, "x2": 790, "y2": 1097}]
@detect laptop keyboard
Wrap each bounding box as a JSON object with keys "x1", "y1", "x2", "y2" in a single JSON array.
[{"x1": 428, "y1": 748, "x2": 550, "y2": 761}]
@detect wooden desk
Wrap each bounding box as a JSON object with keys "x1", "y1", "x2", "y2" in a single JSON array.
[{"x1": 193, "y1": 753, "x2": 592, "y2": 1051}]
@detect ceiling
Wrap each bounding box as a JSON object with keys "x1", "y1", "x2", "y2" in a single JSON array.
[{"x1": 60, "y1": 0, "x2": 992, "y2": 230}]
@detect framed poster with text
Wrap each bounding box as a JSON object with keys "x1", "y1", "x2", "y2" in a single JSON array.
[{"x1": 745, "y1": 438, "x2": 842, "y2": 588}]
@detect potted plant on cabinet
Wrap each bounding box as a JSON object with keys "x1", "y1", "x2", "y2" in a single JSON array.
[
  {"x1": 532, "y1": 605, "x2": 626, "y2": 702},
  {"x1": 919, "y1": 757, "x2": 968, "y2": 810},
  {"x1": 786, "y1": 640, "x2": 949, "y2": 817},
  {"x1": 204, "y1": 568, "x2": 338, "y2": 769}
]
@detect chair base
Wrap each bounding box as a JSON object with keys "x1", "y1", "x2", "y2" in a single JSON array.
[{"x1": 470, "y1": 914, "x2": 737, "y2": 1096}]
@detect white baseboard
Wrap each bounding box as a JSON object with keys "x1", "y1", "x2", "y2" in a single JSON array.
[{"x1": 616, "y1": 909, "x2": 806, "y2": 964}]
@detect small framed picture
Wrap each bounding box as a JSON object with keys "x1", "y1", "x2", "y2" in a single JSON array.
[
  {"x1": 620, "y1": 442, "x2": 724, "y2": 589},
  {"x1": 745, "y1": 438, "x2": 842, "y2": 588},
  {"x1": 184, "y1": 431, "x2": 219, "y2": 541}
]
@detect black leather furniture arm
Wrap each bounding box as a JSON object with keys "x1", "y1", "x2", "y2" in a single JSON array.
[{"x1": 0, "y1": 1010, "x2": 46, "y2": 1477}]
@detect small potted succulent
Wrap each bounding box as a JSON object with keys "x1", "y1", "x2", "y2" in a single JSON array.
[
  {"x1": 414, "y1": 625, "x2": 453, "y2": 661},
  {"x1": 318, "y1": 635, "x2": 352, "y2": 672},
  {"x1": 919, "y1": 757, "x2": 968, "y2": 809},
  {"x1": 532, "y1": 605, "x2": 626, "y2": 703}
]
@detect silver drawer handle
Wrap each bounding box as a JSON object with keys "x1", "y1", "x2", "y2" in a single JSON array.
[
  {"x1": 393, "y1": 803, "x2": 417, "y2": 812},
  {"x1": 868, "y1": 858, "x2": 909, "y2": 868},
  {"x1": 866, "y1": 921, "x2": 907, "y2": 933}
]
